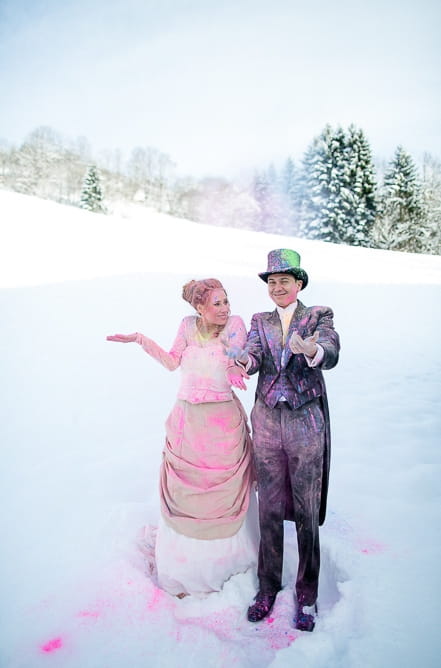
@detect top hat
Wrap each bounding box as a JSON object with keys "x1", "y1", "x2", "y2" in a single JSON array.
[{"x1": 258, "y1": 248, "x2": 308, "y2": 289}]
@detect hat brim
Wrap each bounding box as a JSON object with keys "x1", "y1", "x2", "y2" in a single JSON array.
[{"x1": 258, "y1": 268, "x2": 308, "y2": 290}]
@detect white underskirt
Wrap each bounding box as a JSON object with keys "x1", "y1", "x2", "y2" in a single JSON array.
[{"x1": 155, "y1": 492, "x2": 259, "y2": 597}]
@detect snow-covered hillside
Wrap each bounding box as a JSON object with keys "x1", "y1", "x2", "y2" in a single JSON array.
[{"x1": 1, "y1": 191, "x2": 441, "y2": 667}]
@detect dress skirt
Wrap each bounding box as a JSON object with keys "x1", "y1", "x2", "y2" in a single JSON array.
[{"x1": 155, "y1": 395, "x2": 258, "y2": 595}]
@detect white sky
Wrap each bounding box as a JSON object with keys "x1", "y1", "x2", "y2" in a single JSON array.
[{"x1": 1, "y1": 0, "x2": 440, "y2": 177}]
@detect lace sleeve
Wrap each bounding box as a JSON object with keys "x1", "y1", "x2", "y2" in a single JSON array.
[
  {"x1": 135, "y1": 318, "x2": 188, "y2": 371},
  {"x1": 221, "y1": 315, "x2": 248, "y2": 364}
]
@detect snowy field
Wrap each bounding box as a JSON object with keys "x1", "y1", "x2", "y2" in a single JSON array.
[{"x1": 1, "y1": 190, "x2": 441, "y2": 668}]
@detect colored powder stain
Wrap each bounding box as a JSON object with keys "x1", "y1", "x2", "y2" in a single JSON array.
[
  {"x1": 77, "y1": 610, "x2": 100, "y2": 618},
  {"x1": 358, "y1": 539, "x2": 387, "y2": 555},
  {"x1": 207, "y1": 414, "x2": 230, "y2": 429},
  {"x1": 181, "y1": 611, "x2": 236, "y2": 642},
  {"x1": 147, "y1": 586, "x2": 164, "y2": 612},
  {"x1": 40, "y1": 637, "x2": 63, "y2": 653},
  {"x1": 268, "y1": 629, "x2": 298, "y2": 650}
]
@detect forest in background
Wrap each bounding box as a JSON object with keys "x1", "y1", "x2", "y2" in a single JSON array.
[{"x1": 1, "y1": 124, "x2": 440, "y2": 255}]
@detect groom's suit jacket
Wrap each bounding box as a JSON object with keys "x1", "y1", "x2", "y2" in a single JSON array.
[{"x1": 246, "y1": 299, "x2": 340, "y2": 525}]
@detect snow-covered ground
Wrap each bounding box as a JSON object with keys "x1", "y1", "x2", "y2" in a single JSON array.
[{"x1": 1, "y1": 190, "x2": 441, "y2": 667}]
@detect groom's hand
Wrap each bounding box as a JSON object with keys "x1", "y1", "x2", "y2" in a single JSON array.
[{"x1": 289, "y1": 330, "x2": 319, "y2": 357}]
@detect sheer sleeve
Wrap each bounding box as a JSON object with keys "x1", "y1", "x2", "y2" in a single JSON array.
[
  {"x1": 135, "y1": 318, "x2": 188, "y2": 371},
  {"x1": 221, "y1": 315, "x2": 248, "y2": 365},
  {"x1": 229, "y1": 315, "x2": 247, "y2": 349}
]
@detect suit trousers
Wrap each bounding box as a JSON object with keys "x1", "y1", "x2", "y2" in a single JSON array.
[{"x1": 250, "y1": 396, "x2": 325, "y2": 605}]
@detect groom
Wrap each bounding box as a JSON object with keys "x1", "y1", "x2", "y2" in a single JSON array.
[{"x1": 238, "y1": 249, "x2": 340, "y2": 631}]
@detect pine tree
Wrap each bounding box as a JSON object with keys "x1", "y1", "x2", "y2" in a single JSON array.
[
  {"x1": 299, "y1": 125, "x2": 377, "y2": 245},
  {"x1": 299, "y1": 124, "x2": 346, "y2": 243},
  {"x1": 80, "y1": 165, "x2": 104, "y2": 213},
  {"x1": 373, "y1": 146, "x2": 426, "y2": 252},
  {"x1": 421, "y1": 153, "x2": 441, "y2": 255},
  {"x1": 342, "y1": 125, "x2": 377, "y2": 246}
]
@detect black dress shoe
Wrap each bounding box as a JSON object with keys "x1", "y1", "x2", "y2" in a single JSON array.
[
  {"x1": 294, "y1": 602, "x2": 317, "y2": 632},
  {"x1": 247, "y1": 592, "x2": 277, "y2": 622}
]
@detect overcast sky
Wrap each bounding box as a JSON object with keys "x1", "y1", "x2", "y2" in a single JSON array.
[{"x1": 1, "y1": 0, "x2": 440, "y2": 177}]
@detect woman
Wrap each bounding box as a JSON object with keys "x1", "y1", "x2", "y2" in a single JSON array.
[{"x1": 107, "y1": 278, "x2": 258, "y2": 598}]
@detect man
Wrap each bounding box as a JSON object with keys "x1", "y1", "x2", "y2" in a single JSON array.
[{"x1": 238, "y1": 249, "x2": 340, "y2": 632}]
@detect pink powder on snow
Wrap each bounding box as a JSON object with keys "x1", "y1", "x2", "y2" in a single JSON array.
[
  {"x1": 180, "y1": 609, "x2": 238, "y2": 642},
  {"x1": 40, "y1": 637, "x2": 63, "y2": 653},
  {"x1": 174, "y1": 606, "x2": 299, "y2": 654},
  {"x1": 357, "y1": 537, "x2": 387, "y2": 554},
  {"x1": 77, "y1": 610, "x2": 100, "y2": 618}
]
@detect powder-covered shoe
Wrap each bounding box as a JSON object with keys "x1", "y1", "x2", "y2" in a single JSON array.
[
  {"x1": 247, "y1": 592, "x2": 277, "y2": 622},
  {"x1": 294, "y1": 602, "x2": 318, "y2": 632}
]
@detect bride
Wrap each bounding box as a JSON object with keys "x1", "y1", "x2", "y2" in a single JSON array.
[{"x1": 107, "y1": 278, "x2": 258, "y2": 597}]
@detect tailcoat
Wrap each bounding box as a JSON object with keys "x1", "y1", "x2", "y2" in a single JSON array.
[{"x1": 246, "y1": 300, "x2": 340, "y2": 525}]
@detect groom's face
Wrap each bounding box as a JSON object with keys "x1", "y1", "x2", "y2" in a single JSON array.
[{"x1": 267, "y1": 273, "x2": 302, "y2": 308}]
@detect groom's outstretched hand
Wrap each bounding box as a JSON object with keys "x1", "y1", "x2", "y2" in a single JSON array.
[{"x1": 289, "y1": 330, "x2": 319, "y2": 357}]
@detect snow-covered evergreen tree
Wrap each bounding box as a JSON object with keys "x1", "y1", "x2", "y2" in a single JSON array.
[
  {"x1": 421, "y1": 153, "x2": 441, "y2": 255},
  {"x1": 299, "y1": 125, "x2": 346, "y2": 242},
  {"x1": 299, "y1": 125, "x2": 376, "y2": 245},
  {"x1": 343, "y1": 125, "x2": 377, "y2": 246},
  {"x1": 80, "y1": 165, "x2": 104, "y2": 213},
  {"x1": 373, "y1": 146, "x2": 426, "y2": 252}
]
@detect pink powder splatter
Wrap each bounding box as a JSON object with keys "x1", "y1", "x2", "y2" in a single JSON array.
[
  {"x1": 177, "y1": 606, "x2": 298, "y2": 654},
  {"x1": 147, "y1": 586, "x2": 166, "y2": 612},
  {"x1": 207, "y1": 414, "x2": 230, "y2": 430},
  {"x1": 181, "y1": 609, "x2": 237, "y2": 642},
  {"x1": 40, "y1": 637, "x2": 63, "y2": 653},
  {"x1": 77, "y1": 610, "x2": 100, "y2": 619},
  {"x1": 264, "y1": 622, "x2": 298, "y2": 650},
  {"x1": 358, "y1": 539, "x2": 387, "y2": 554}
]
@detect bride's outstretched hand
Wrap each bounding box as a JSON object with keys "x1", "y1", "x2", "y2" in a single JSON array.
[
  {"x1": 227, "y1": 365, "x2": 249, "y2": 390},
  {"x1": 106, "y1": 333, "x2": 139, "y2": 343}
]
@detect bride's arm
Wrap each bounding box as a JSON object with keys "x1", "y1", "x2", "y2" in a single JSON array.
[{"x1": 107, "y1": 319, "x2": 188, "y2": 371}]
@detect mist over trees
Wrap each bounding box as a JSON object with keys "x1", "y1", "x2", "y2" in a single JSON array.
[{"x1": 1, "y1": 124, "x2": 440, "y2": 255}]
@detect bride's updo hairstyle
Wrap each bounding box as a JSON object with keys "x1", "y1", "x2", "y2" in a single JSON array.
[{"x1": 182, "y1": 278, "x2": 225, "y2": 312}]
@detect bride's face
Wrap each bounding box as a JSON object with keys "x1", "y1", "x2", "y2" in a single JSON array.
[{"x1": 198, "y1": 289, "x2": 230, "y2": 326}]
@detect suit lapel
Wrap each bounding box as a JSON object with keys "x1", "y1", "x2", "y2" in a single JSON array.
[{"x1": 262, "y1": 310, "x2": 283, "y2": 370}]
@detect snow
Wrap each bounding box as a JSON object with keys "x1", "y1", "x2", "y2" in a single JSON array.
[{"x1": 1, "y1": 190, "x2": 441, "y2": 667}]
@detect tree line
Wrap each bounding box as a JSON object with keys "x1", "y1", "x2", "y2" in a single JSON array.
[{"x1": 1, "y1": 124, "x2": 440, "y2": 255}]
